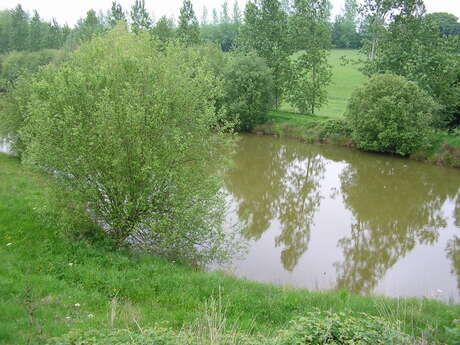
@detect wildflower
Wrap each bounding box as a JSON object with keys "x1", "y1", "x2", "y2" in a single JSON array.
[
  {"x1": 68, "y1": 263, "x2": 74, "y2": 267},
  {"x1": 88, "y1": 314, "x2": 94, "y2": 318},
  {"x1": 74, "y1": 303, "x2": 80, "y2": 307},
  {"x1": 65, "y1": 316, "x2": 71, "y2": 320}
]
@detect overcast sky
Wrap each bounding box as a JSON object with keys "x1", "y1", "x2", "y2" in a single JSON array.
[{"x1": 1, "y1": 0, "x2": 459, "y2": 26}]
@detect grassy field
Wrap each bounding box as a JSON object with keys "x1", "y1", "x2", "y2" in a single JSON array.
[
  {"x1": 0, "y1": 153, "x2": 459, "y2": 344},
  {"x1": 276, "y1": 49, "x2": 367, "y2": 119}
]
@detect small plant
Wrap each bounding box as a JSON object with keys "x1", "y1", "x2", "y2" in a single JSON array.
[{"x1": 274, "y1": 310, "x2": 419, "y2": 345}]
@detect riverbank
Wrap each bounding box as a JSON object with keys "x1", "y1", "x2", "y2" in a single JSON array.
[
  {"x1": 1, "y1": 153, "x2": 459, "y2": 344},
  {"x1": 254, "y1": 111, "x2": 460, "y2": 169}
]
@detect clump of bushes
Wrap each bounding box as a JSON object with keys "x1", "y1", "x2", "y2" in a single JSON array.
[
  {"x1": 346, "y1": 74, "x2": 436, "y2": 156},
  {"x1": 221, "y1": 52, "x2": 274, "y2": 132},
  {"x1": 275, "y1": 310, "x2": 418, "y2": 345}
]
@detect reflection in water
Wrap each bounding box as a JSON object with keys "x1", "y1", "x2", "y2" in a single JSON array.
[
  {"x1": 335, "y1": 158, "x2": 457, "y2": 294},
  {"x1": 224, "y1": 135, "x2": 460, "y2": 301},
  {"x1": 225, "y1": 136, "x2": 325, "y2": 271},
  {"x1": 447, "y1": 236, "x2": 460, "y2": 291}
]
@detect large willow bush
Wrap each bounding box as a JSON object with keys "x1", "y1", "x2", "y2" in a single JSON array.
[{"x1": 19, "y1": 26, "x2": 235, "y2": 264}]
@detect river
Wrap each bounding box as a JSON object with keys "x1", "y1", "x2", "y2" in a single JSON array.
[{"x1": 223, "y1": 134, "x2": 460, "y2": 303}]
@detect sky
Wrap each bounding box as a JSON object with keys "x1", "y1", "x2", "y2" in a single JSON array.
[{"x1": 0, "y1": 0, "x2": 459, "y2": 26}]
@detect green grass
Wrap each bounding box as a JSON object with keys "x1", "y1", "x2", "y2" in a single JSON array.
[
  {"x1": 0, "y1": 153, "x2": 459, "y2": 344},
  {"x1": 273, "y1": 49, "x2": 367, "y2": 121}
]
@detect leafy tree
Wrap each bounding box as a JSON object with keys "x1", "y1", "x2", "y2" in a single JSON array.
[
  {"x1": 346, "y1": 74, "x2": 435, "y2": 156},
  {"x1": 9, "y1": 5, "x2": 29, "y2": 51},
  {"x1": 75, "y1": 9, "x2": 104, "y2": 42},
  {"x1": 239, "y1": 0, "x2": 291, "y2": 108},
  {"x1": 108, "y1": 1, "x2": 126, "y2": 28},
  {"x1": 332, "y1": 0, "x2": 362, "y2": 48},
  {"x1": 425, "y1": 12, "x2": 460, "y2": 37},
  {"x1": 212, "y1": 8, "x2": 219, "y2": 25},
  {"x1": 152, "y1": 16, "x2": 175, "y2": 43},
  {"x1": 287, "y1": 0, "x2": 332, "y2": 114},
  {"x1": 28, "y1": 10, "x2": 47, "y2": 51},
  {"x1": 18, "y1": 28, "x2": 235, "y2": 264},
  {"x1": 201, "y1": 6, "x2": 208, "y2": 25},
  {"x1": 130, "y1": 0, "x2": 152, "y2": 33},
  {"x1": 287, "y1": 50, "x2": 332, "y2": 114},
  {"x1": 363, "y1": 8, "x2": 460, "y2": 125},
  {"x1": 0, "y1": 10, "x2": 12, "y2": 53},
  {"x1": 359, "y1": 0, "x2": 425, "y2": 60},
  {"x1": 177, "y1": 0, "x2": 200, "y2": 45},
  {"x1": 232, "y1": 1, "x2": 242, "y2": 25},
  {"x1": 222, "y1": 52, "x2": 274, "y2": 131},
  {"x1": 201, "y1": 3, "x2": 239, "y2": 52}
]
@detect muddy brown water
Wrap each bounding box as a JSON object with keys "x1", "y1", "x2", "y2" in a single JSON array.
[{"x1": 223, "y1": 134, "x2": 460, "y2": 303}]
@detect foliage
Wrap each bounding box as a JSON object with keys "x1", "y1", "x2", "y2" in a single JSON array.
[
  {"x1": 425, "y1": 12, "x2": 460, "y2": 38},
  {"x1": 130, "y1": 0, "x2": 152, "y2": 33},
  {"x1": 222, "y1": 52, "x2": 274, "y2": 131},
  {"x1": 152, "y1": 16, "x2": 175, "y2": 44},
  {"x1": 346, "y1": 74, "x2": 435, "y2": 156},
  {"x1": 445, "y1": 319, "x2": 460, "y2": 345},
  {"x1": 274, "y1": 310, "x2": 418, "y2": 345},
  {"x1": 286, "y1": 0, "x2": 332, "y2": 115},
  {"x1": 332, "y1": 0, "x2": 362, "y2": 49},
  {"x1": 319, "y1": 118, "x2": 352, "y2": 139},
  {"x1": 238, "y1": 0, "x2": 292, "y2": 108},
  {"x1": 0, "y1": 48, "x2": 65, "y2": 88},
  {"x1": 107, "y1": 1, "x2": 127, "y2": 28},
  {"x1": 51, "y1": 328, "x2": 184, "y2": 345},
  {"x1": 287, "y1": 50, "x2": 332, "y2": 115},
  {"x1": 177, "y1": 0, "x2": 201, "y2": 46},
  {"x1": 0, "y1": 5, "x2": 71, "y2": 54},
  {"x1": 362, "y1": 10, "x2": 460, "y2": 126},
  {"x1": 74, "y1": 9, "x2": 105, "y2": 43},
  {"x1": 18, "y1": 27, "x2": 234, "y2": 264}
]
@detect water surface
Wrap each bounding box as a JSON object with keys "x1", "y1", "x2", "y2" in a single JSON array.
[{"x1": 223, "y1": 134, "x2": 460, "y2": 303}]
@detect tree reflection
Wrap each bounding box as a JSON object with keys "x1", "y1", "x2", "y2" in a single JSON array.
[
  {"x1": 335, "y1": 156, "x2": 459, "y2": 294},
  {"x1": 446, "y1": 236, "x2": 460, "y2": 292},
  {"x1": 225, "y1": 135, "x2": 325, "y2": 271}
]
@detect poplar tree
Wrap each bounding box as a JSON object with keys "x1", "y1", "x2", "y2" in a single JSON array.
[
  {"x1": 130, "y1": 0, "x2": 152, "y2": 33},
  {"x1": 287, "y1": 0, "x2": 332, "y2": 114},
  {"x1": 177, "y1": 0, "x2": 200, "y2": 45},
  {"x1": 108, "y1": 1, "x2": 126, "y2": 28},
  {"x1": 239, "y1": 0, "x2": 291, "y2": 109}
]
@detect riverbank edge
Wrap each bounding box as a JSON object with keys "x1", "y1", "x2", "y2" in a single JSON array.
[
  {"x1": 0, "y1": 153, "x2": 459, "y2": 344},
  {"x1": 255, "y1": 111, "x2": 460, "y2": 169}
]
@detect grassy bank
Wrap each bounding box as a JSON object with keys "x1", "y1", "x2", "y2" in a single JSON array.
[{"x1": 0, "y1": 153, "x2": 459, "y2": 344}]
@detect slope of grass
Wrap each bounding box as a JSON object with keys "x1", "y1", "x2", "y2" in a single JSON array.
[
  {"x1": 277, "y1": 49, "x2": 367, "y2": 118},
  {"x1": 0, "y1": 153, "x2": 459, "y2": 344}
]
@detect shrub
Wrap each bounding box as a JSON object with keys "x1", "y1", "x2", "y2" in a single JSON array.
[
  {"x1": 274, "y1": 310, "x2": 418, "y2": 345},
  {"x1": 19, "y1": 26, "x2": 235, "y2": 265},
  {"x1": 346, "y1": 74, "x2": 436, "y2": 156},
  {"x1": 319, "y1": 118, "x2": 352, "y2": 140},
  {"x1": 222, "y1": 52, "x2": 274, "y2": 132}
]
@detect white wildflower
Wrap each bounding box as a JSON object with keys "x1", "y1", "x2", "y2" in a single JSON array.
[{"x1": 74, "y1": 303, "x2": 80, "y2": 307}]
